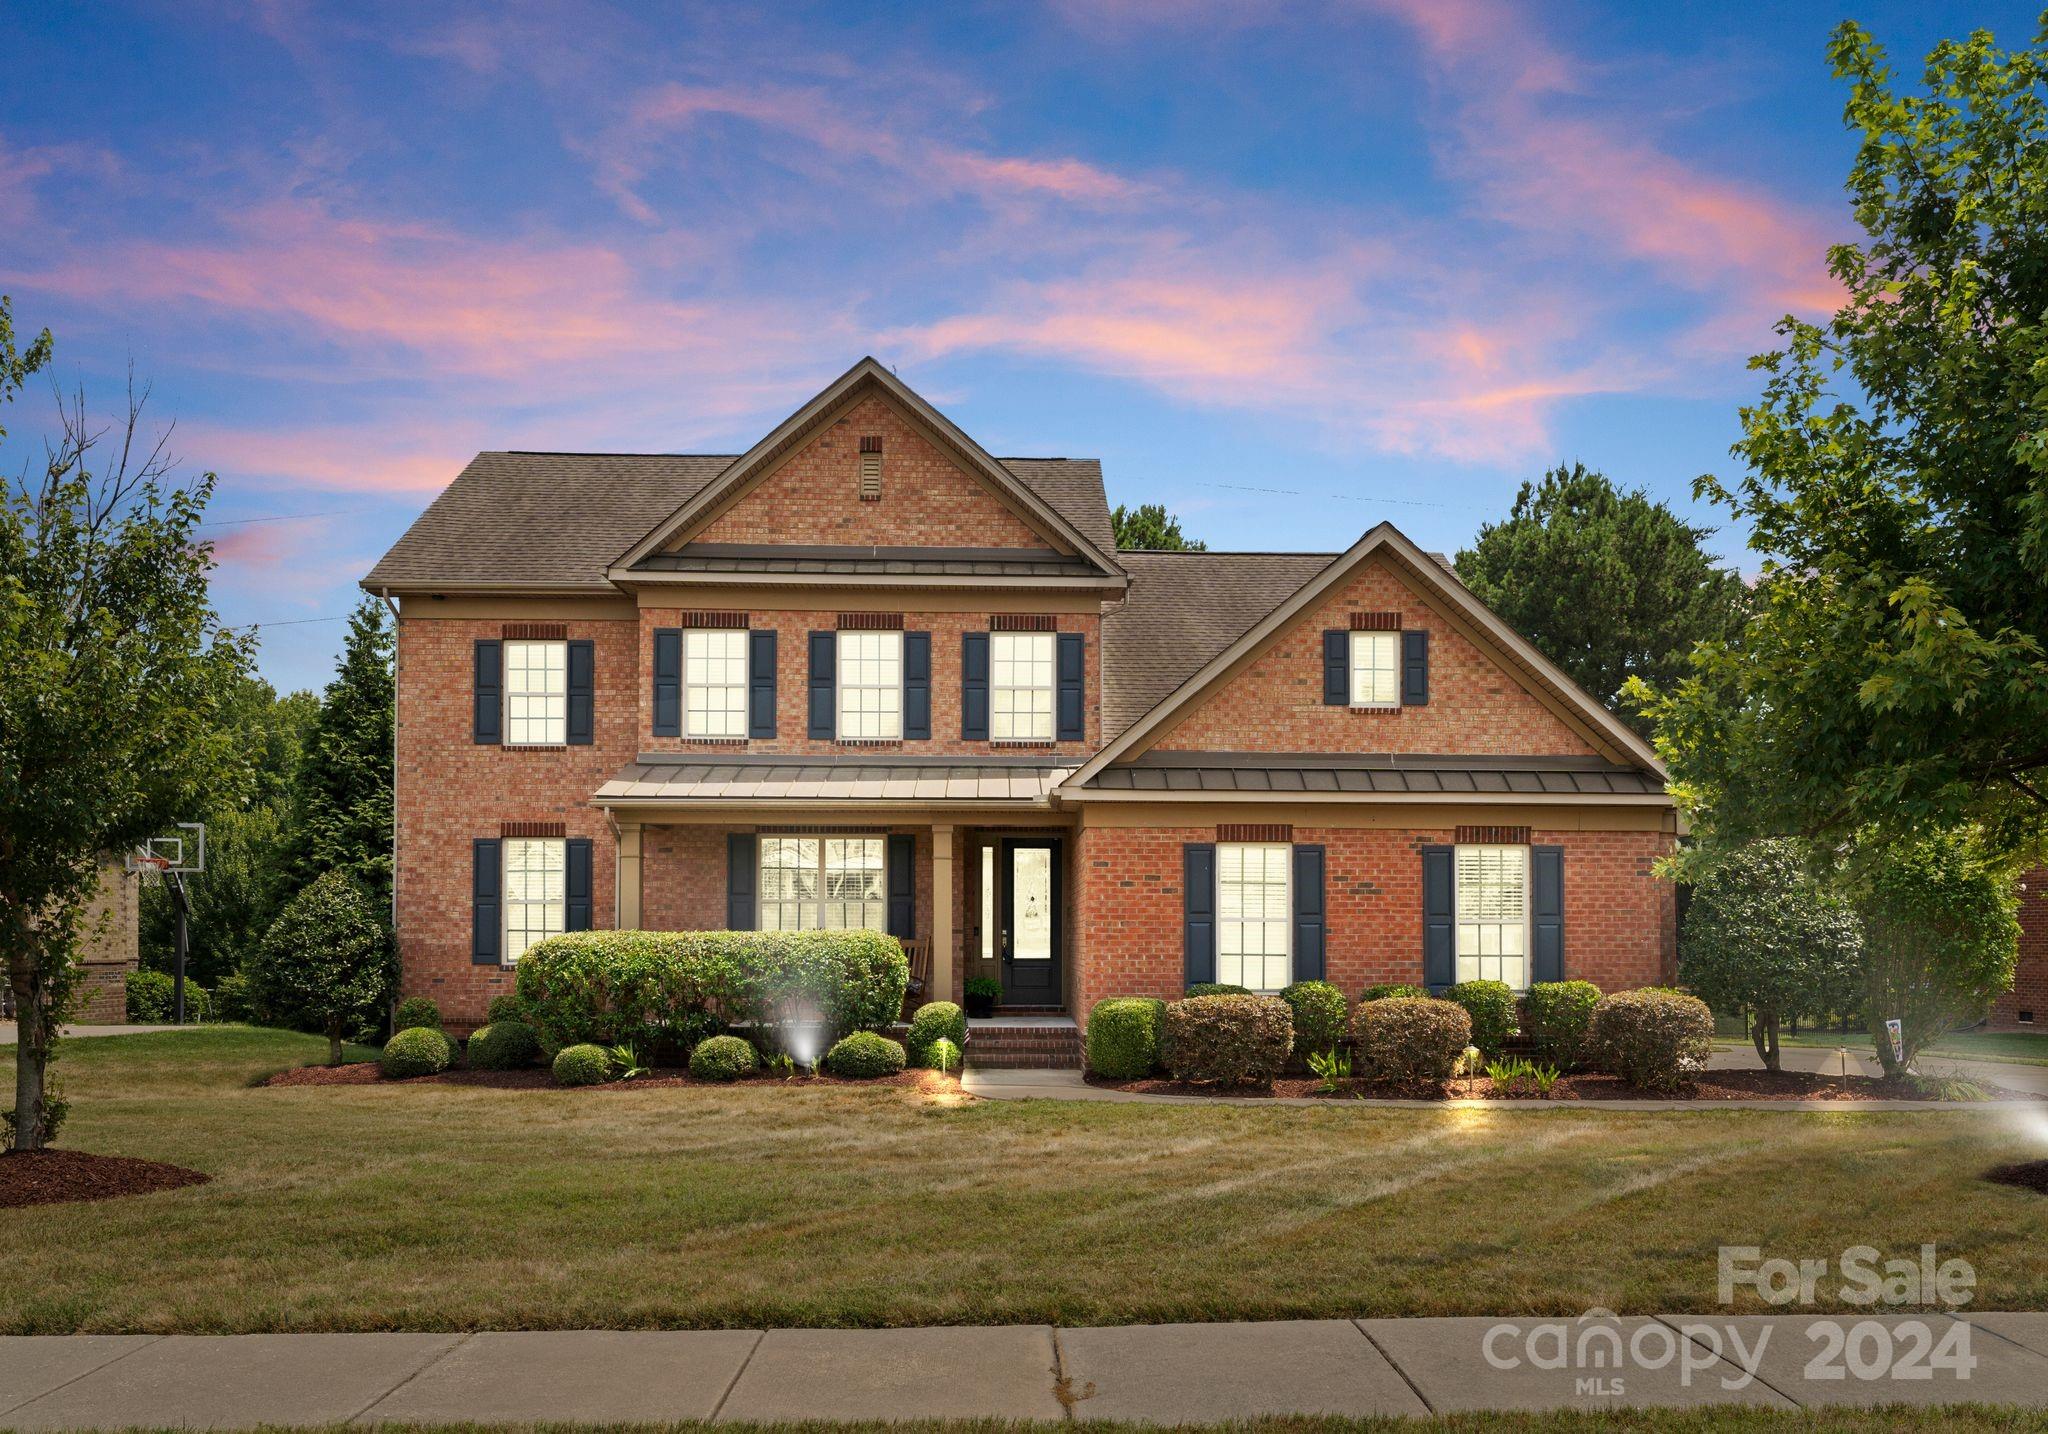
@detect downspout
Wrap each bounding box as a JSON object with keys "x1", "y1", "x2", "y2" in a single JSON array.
[{"x1": 379, "y1": 589, "x2": 400, "y2": 933}]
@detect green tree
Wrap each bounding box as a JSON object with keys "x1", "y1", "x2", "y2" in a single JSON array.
[
  {"x1": 1634, "y1": 21, "x2": 2048, "y2": 860},
  {"x1": 1112, "y1": 502, "x2": 1207, "y2": 551},
  {"x1": 0, "y1": 303, "x2": 253, "y2": 1148},
  {"x1": 247, "y1": 870, "x2": 397, "y2": 1065},
  {"x1": 1679, "y1": 840, "x2": 1864, "y2": 1070},
  {"x1": 285, "y1": 598, "x2": 394, "y2": 905},
  {"x1": 1456, "y1": 464, "x2": 1746, "y2": 730}
]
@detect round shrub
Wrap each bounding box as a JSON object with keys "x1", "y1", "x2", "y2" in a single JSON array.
[
  {"x1": 1361, "y1": 982, "x2": 1426, "y2": 1003},
  {"x1": 393, "y1": 996, "x2": 442, "y2": 1032},
  {"x1": 467, "y1": 1021, "x2": 541, "y2": 1071},
  {"x1": 1185, "y1": 981, "x2": 1252, "y2": 998},
  {"x1": 1161, "y1": 995, "x2": 1294, "y2": 1085},
  {"x1": 1590, "y1": 988, "x2": 1715, "y2": 1093},
  {"x1": 825, "y1": 1030, "x2": 907, "y2": 1079},
  {"x1": 1352, "y1": 997, "x2": 1471, "y2": 1085},
  {"x1": 486, "y1": 993, "x2": 527, "y2": 1026},
  {"x1": 1085, "y1": 997, "x2": 1166, "y2": 1079},
  {"x1": 689, "y1": 1034, "x2": 759, "y2": 1082},
  {"x1": 125, "y1": 970, "x2": 211, "y2": 1024},
  {"x1": 552, "y1": 1043, "x2": 612, "y2": 1087},
  {"x1": 380, "y1": 1025, "x2": 452, "y2": 1079},
  {"x1": 1448, "y1": 979, "x2": 1518, "y2": 1059},
  {"x1": 1278, "y1": 980, "x2": 1348, "y2": 1057},
  {"x1": 906, "y1": 1001, "x2": 967, "y2": 1066},
  {"x1": 1525, "y1": 980, "x2": 1602, "y2": 1069}
]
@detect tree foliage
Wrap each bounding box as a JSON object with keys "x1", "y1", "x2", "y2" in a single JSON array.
[
  {"x1": 1111, "y1": 502, "x2": 1207, "y2": 551},
  {"x1": 285, "y1": 598, "x2": 393, "y2": 905},
  {"x1": 247, "y1": 869, "x2": 397, "y2": 1065},
  {"x1": 1456, "y1": 464, "x2": 1745, "y2": 731}
]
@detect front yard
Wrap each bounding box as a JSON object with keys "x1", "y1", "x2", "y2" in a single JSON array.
[{"x1": 2, "y1": 1029, "x2": 2045, "y2": 1334}]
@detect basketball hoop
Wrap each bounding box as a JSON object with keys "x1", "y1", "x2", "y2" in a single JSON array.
[
  {"x1": 131, "y1": 853, "x2": 172, "y2": 887},
  {"x1": 126, "y1": 823, "x2": 205, "y2": 883}
]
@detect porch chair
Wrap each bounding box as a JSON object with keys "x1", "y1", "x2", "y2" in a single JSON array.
[{"x1": 900, "y1": 938, "x2": 932, "y2": 1015}]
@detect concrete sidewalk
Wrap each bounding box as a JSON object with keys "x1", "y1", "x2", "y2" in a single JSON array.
[{"x1": 2, "y1": 1313, "x2": 2044, "y2": 1427}]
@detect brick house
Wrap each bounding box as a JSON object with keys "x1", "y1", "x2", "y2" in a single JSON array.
[
  {"x1": 364, "y1": 358, "x2": 1681, "y2": 1031},
  {"x1": 1988, "y1": 868, "x2": 2045, "y2": 1031}
]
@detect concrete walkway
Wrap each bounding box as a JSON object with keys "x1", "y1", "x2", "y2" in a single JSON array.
[
  {"x1": 0, "y1": 1023, "x2": 191, "y2": 1046},
  {"x1": 2, "y1": 1313, "x2": 2044, "y2": 1427}
]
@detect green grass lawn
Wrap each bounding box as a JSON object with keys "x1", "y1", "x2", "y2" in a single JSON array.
[
  {"x1": 3, "y1": 1029, "x2": 2046, "y2": 1334},
  {"x1": 1713, "y1": 1023, "x2": 2048, "y2": 1069}
]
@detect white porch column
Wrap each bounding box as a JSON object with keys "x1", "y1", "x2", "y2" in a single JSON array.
[
  {"x1": 616, "y1": 822, "x2": 643, "y2": 930},
  {"x1": 931, "y1": 823, "x2": 955, "y2": 1003}
]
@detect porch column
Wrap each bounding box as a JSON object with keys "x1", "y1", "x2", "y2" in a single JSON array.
[
  {"x1": 931, "y1": 823, "x2": 955, "y2": 1003},
  {"x1": 616, "y1": 822, "x2": 643, "y2": 930}
]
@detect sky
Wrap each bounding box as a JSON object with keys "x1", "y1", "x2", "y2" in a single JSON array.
[{"x1": 3, "y1": 0, "x2": 2037, "y2": 695}]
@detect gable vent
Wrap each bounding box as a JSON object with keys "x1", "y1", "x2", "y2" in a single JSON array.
[{"x1": 858, "y1": 436, "x2": 883, "y2": 501}]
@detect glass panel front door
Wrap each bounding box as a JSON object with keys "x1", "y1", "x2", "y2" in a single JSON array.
[{"x1": 1000, "y1": 838, "x2": 1062, "y2": 1005}]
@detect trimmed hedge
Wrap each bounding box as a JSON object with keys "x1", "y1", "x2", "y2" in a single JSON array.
[
  {"x1": 125, "y1": 970, "x2": 211, "y2": 1024},
  {"x1": 552, "y1": 1043, "x2": 612, "y2": 1087},
  {"x1": 393, "y1": 996, "x2": 442, "y2": 1032},
  {"x1": 1361, "y1": 982, "x2": 1426, "y2": 1003},
  {"x1": 514, "y1": 929, "x2": 909, "y2": 1051},
  {"x1": 467, "y1": 1021, "x2": 541, "y2": 1071},
  {"x1": 380, "y1": 1026, "x2": 452, "y2": 1079},
  {"x1": 689, "y1": 1034, "x2": 759, "y2": 1082},
  {"x1": 1525, "y1": 980, "x2": 1602, "y2": 1069},
  {"x1": 906, "y1": 1001, "x2": 966, "y2": 1066},
  {"x1": 486, "y1": 993, "x2": 527, "y2": 1026},
  {"x1": 1085, "y1": 997, "x2": 1166, "y2": 1079},
  {"x1": 1278, "y1": 980, "x2": 1348, "y2": 1056},
  {"x1": 1591, "y1": 987, "x2": 1715, "y2": 1093},
  {"x1": 1353, "y1": 997, "x2": 1470, "y2": 1085},
  {"x1": 1161, "y1": 995, "x2": 1293, "y2": 1085},
  {"x1": 1448, "y1": 979, "x2": 1518, "y2": 1059},
  {"x1": 825, "y1": 1030, "x2": 907, "y2": 1079},
  {"x1": 1185, "y1": 981, "x2": 1252, "y2": 998}
]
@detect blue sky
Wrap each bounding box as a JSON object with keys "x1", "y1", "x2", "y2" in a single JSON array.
[{"x1": 3, "y1": 1, "x2": 2035, "y2": 693}]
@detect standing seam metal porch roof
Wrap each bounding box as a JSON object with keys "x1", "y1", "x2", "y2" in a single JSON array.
[
  {"x1": 1076, "y1": 752, "x2": 1665, "y2": 796},
  {"x1": 594, "y1": 755, "x2": 1075, "y2": 806}
]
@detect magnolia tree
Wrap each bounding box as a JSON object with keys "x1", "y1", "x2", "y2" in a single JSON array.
[
  {"x1": 247, "y1": 871, "x2": 396, "y2": 1066},
  {"x1": 0, "y1": 301, "x2": 252, "y2": 1149}
]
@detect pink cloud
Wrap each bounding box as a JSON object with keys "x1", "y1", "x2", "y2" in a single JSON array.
[{"x1": 181, "y1": 421, "x2": 475, "y2": 496}]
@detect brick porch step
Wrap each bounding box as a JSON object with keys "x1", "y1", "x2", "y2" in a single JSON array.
[{"x1": 966, "y1": 1022, "x2": 1083, "y2": 1071}]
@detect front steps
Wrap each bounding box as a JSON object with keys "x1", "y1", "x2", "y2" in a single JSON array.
[{"x1": 966, "y1": 1018, "x2": 1083, "y2": 1070}]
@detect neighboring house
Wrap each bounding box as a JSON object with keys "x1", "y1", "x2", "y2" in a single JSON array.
[
  {"x1": 364, "y1": 358, "x2": 1678, "y2": 1028},
  {"x1": 1989, "y1": 867, "x2": 2044, "y2": 1031},
  {"x1": 76, "y1": 856, "x2": 140, "y2": 1023}
]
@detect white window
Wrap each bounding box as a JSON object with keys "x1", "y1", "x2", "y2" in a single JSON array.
[
  {"x1": 1455, "y1": 845, "x2": 1529, "y2": 989},
  {"x1": 685, "y1": 629, "x2": 748, "y2": 738},
  {"x1": 759, "y1": 836, "x2": 888, "y2": 931},
  {"x1": 503, "y1": 838, "x2": 565, "y2": 963},
  {"x1": 981, "y1": 844, "x2": 996, "y2": 961},
  {"x1": 1218, "y1": 843, "x2": 1291, "y2": 992},
  {"x1": 991, "y1": 631, "x2": 1055, "y2": 741},
  {"x1": 505, "y1": 640, "x2": 567, "y2": 745},
  {"x1": 837, "y1": 631, "x2": 902, "y2": 740},
  {"x1": 1350, "y1": 630, "x2": 1399, "y2": 708}
]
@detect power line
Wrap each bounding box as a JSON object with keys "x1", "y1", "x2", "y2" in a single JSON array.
[
  {"x1": 197, "y1": 508, "x2": 372, "y2": 529},
  {"x1": 221, "y1": 614, "x2": 353, "y2": 632}
]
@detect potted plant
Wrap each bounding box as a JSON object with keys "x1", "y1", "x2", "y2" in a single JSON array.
[{"x1": 963, "y1": 975, "x2": 1002, "y2": 1020}]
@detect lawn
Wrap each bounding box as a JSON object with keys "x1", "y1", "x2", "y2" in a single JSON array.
[
  {"x1": 1712, "y1": 1020, "x2": 2048, "y2": 1069},
  {"x1": 2, "y1": 1029, "x2": 2045, "y2": 1334}
]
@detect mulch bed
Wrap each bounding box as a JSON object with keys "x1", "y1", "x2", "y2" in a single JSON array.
[
  {"x1": 1085, "y1": 1069, "x2": 2035, "y2": 1102},
  {"x1": 0, "y1": 1149, "x2": 212, "y2": 1209},
  {"x1": 1983, "y1": 1159, "x2": 2048, "y2": 1194},
  {"x1": 263, "y1": 1062, "x2": 963, "y2": 1094}
]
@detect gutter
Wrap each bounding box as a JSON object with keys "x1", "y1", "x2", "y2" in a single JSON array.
[{"x1": 379, "y1": 588, "x2": 400, "y2": 933}]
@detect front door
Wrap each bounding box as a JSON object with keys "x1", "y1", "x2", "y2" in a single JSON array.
[{"x1": 1000, "y1": 837, "x2": 1062, "y2": 1006}]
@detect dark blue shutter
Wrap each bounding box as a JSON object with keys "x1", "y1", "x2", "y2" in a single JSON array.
[
  {"x1": 808, "y1": 632, "x2": 835, "y2": 739},
  {"x1": 1323, "y1": 630, "x2": 1347, "y2": 706},
  {"x1": 565, "y1": 838, "x2": 593, "y2": 931},
  {"x1": 566, "y1": 640, "x2": 594, "y2": 745},
  {"x1": 748, "y1": 630, "x2": 777, "y2": 739},
  {"x1": 961, "y1": 632, "x2": 990, "y2": 740},
  {"x1": 1057, "y1": 632, "x2": 1085, "y2": 741},
  {"x1": 903, "y1": 633, "x2": 931, "y2": 741},
  {"x1": 1422, "y1": 844, "x2": 1454, "y2": 991},
  {"x1": 1532, "y1": 845, "x2": 1564, "y2": 983},
  {"x1": 472, "y1": 838, "x2": 501, "y2": 964},
  {"x1": 1292, "y1": 844, "x2": 1326, "y2": 982},
  {"x1": 887, "y1": 833, "x2": 916, "y2": 938},
  {"x1": 727, "y1": 834, "x2": 758, "y2": 930},
  {"x1": 652, "y1": 629, "x2": 681, "y2": 737},
  {"x1": 473, "y1": 640, "x2": 502, "y2": 744},
  {"x1": 1183, "y1": 842, "x2": 1216, "y2": 986},
  {"x1": 1402, "y1": 629, "x2": 1430, "y2": 706}
]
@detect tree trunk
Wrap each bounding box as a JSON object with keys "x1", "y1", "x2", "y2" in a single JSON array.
[
  {"x1": 1751, "y1": 1010, "x2": 1782, "y2": 1072},
  {"x1": 8, "y1": 959, "x2": 49, "y2": 1151},
  {"x1": 326, "y1": 1020, "x2": 344, "y2": 1068}
]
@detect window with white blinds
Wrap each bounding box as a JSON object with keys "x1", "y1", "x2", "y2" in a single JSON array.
[
  {"x1": 1349, "y1": 630, "x2": 1399, "y2": 708},
  {"x1": 991, "y1": 631, "x2": 1055, "y2": 741},
  {"x1": 503, "y1": 837, "x2": 566, "y2": 963},
  {"x1": 684, "y1": 629, "x2": 748, "y2": 738},
  {"x1": 1455, "y1": 844, "x2": 1529, "y2": 988},
  {"x1": 837, "y1": 632, "x2": 902, "y2": 740},
  {"x1": 759, "y1": 836, "x2": 888, "y2": 931},
  {"x1": 1218, "y1": 842, "x2": 1291, "y2": 992},
  {"x1": 505, "y1": 640, "x2": 567, "y2": 745}
]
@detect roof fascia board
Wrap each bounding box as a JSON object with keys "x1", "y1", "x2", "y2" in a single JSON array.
[{"x1": 607, "y1": 566, "x2": 1126, "y2": 591}]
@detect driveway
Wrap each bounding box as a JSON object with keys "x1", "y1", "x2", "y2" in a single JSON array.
[
  {"x1": 0, "y1": 1023, "x2": 192, "y2": 1046},
  {"x1": 1709, "y1": 1041, "x2": 2048, "y2": 1098}
]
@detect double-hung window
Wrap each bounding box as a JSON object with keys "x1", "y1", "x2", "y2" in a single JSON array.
[
  {"x1": 684, "y1": 629, "x2": 748, "y2": 738},
  {"x1": 991, "y1": 631, "x2": 1055, "y2": 741},
  {"x1": 1218, "y1": 842, "x2": 1291, "y2": 992},
  {"x1": 506, "y1": 640, "x2": 567, "y2": 745},
  {"x1": 1349, "y1": 630, "x2": 1399, "y2": 708},
  {"x1": 503, "y1": 837, "x2": 566, "y2": 962},
  {"x1": 838, "y1": 631, "x2": 902, "y2": 740},
  {"x1": 759, "y1": 836, "x2": 887, "y2": 930},
  {"x1": 1455, "y1": 845, "x2": 1529, "y2": 989}
]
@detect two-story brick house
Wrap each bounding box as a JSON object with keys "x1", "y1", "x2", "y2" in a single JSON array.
[{"x1": 364, "y1": 358, "x2": 1680, "y2": 1031}]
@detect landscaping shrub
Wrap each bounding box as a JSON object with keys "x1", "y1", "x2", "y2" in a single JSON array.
[
  {"x1": 1524, "y1": 980, "x2": 1602, "y2": 1069},
  {"x1": 466, "y1": 1021, "x2": 541, "y2": 1071},
  {"x1": 825, "y1": 1030, "x2": 907, "y2": 1079},
  {"x1": 125, "y1": 970, "x2": 211, "y2": 1024},
  {"x1": 212, "y1": 972, "x2": 253, "y2": 1023},
  {"x1": 1161, "y1": 995, "x2": 1293, "y2": 1085},
  {"x1": 906, "y1": 1001, "x2": 966, "y2": 1066},
  {"x1": 1590, "y1": 987, "x2": 1715, "y2": 1093},
  {"x1": 380, "y1": 1026, "x2": 452, "y2": 1079},
  {"x1": 1085, "y1": 997, "x2": 1166, "y2": 1078},
  {"x1": 552, "y1": 1043, "x2": 612, "y2": 1087},
  {"x1": 689, "y1": 1034, "x2": 759, "y2": 1082},
  {"x1": 1278, "y1": 980, "x2": 1348, "y2": 1056},
  {"x1": 248, "y1": 871, "x2": 398, "y2": 1065},
  {"x1": 1361, "y1": 982, "x2": 1426, "y2": 1003},
  {"x1": 1448, "y1": 979, "x2": 1518, "y2": 1059},
  {"x1": 1185, "y1": 981, "x2": 1252, "y2": 998},
  {"x1": 393, "y1": 996, "x2": 442, "y2": 1032},
  {"x1": 1352, "y1": 997, "x2": 1471, "y2": 1085},
  {"x1": 486, "y1": 993, "x2": 527, "y2": 1026}
]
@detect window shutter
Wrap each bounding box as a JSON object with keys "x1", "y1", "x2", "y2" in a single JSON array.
[
  {"x1": 1056, "y1": 632, "x2": 1085, "y2": 741},
  {"x1": 565, "y1": 838, "x2": 593, "y2": 931},
  {"x1": 1183, "y1": 842, "x2": 1216, "y2": 986},
  {"x1": 652, "y1": 628, "x2": 681, "y2": 737},
  {"x1": 903, "y1": 632, "x2": 931, "y2": 741},
  {"x1": 807, "y1": 632, "x2": 836, "y2": 739},
  {"x1": 727, "y1": 834, "x2": 758, "y2": 930},
  {"x1": 1532, "y1": 845, "x2": 1564, "y2": 983},
  {"x1": 566, "y1": 640, "x2": 595, "y2": 745},
  {"x1": 473, "y1": 640, "x2": 502, "y2": 744},
  {"x1": 1292, "y1": 844, "x2": 1326, "y2": 982},
  {"x1": 748, "y1": 630, "x2": 777, "y2": 739},
  {"x1": 1421, "y1": 844, "x2": 1454, "y2": 991},
  {"x1": 1322, "y1": 630, "x2": 1347, "y2": 706},
  {"x1": 961, "y1": 632, "x2": 990, "y2": 740},
  {"x1": 471, "y1": 838, "x2": 501, "y2": 965},
  {"x1": 1402, "y1": 629, "x2": 1430, "y2": 706},
  {"x1": 887, "y1": 833, "x2": 916, "y2": 938}
]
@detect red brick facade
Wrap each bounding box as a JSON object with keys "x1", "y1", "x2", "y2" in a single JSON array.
[{"x1": 1989, "y1": 866, "x2": 2046, "y2": 1031}]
